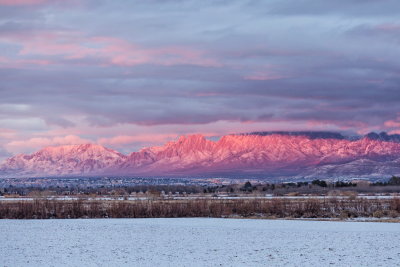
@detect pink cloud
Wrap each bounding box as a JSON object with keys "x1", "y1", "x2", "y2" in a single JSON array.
[
  {"x1": 0, "y1": 0, "x2": 48, "y2": 5},
  {"x1": 1, "y1": 31, "x2": 219, "y2": 67},
  {"x1": 93, "y1": 37, "x2": 220, "y2": 67},
  {"x1": 0, "y1": 128, "x2": 17, "y2": 139},
  {"x1": 388, "y1": 130, "x2": 400, "y2": 135},
  {"x1": 375, "y1": 23, "x2": 400, "y2": 32},
  {"x1": 5, "y1": 135, "x2": 91, "y2": 154},
  {"x1": 0, "y1": 56, "x2": 50, "y2": 68},
  {"x1": 384, "y1": 119, "x2": 400, "y2": 128},
  {"x1": 97, "y1": 134, "x2": 179, "y2": 147}
]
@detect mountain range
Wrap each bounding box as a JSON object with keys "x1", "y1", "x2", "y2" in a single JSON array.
[{"x1": 1, "y1": 131, "x2": 400, "y2": 179}]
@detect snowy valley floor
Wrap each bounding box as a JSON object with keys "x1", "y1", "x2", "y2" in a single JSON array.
[{"x1": 0, "y1": 218, "x2": 399, "y2": 267}]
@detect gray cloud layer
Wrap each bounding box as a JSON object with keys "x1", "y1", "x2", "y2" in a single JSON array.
[{"x1": 0, "y1": 0, "x2": 400, "y2": 155}]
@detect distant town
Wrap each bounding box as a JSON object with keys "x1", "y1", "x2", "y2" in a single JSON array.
[
  {"x1": 0, "y1": 176, "x2": 271, "y2": 189},
  {"x1": 1, "y1": 175, "x2": 391, "y2": 190}
]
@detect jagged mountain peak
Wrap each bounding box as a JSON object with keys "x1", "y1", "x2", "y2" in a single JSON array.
[
  {"x1": 0, "y1": 143, "x2": 126, "y2": 177},
  {"x1": 1, "y1": 132, "x2": 400, "y2": 178},
  {"x1": 177, "y1": 134, "x2": 210, "y2": 145},
  {"x1": 31, "y1": 143, "x2": 125, "y2": 159},
  {"x1": 177, "y1": 134, "x2": 206, "y2": 142}
]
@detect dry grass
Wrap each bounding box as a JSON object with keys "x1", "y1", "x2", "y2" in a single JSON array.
[{"x1": 1, "y1": 197, "x2": 400, "y2": 220}]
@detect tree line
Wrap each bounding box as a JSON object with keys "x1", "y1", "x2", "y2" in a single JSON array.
[{"x1": 0, "y1": 197, "x2": 399, "y2": 219}]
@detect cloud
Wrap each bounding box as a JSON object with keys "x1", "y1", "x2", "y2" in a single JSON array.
[
  {"x1": 1, "y1": 0, "x2": 400, "y2": 156},
  {"x1": 384, "y1": 116, "x2": 400, "y2": 135},
  {"x1": 0, "y1": 128, "x2": 17, "y2": 139},
  {"x1": 0, "y1": 0, "x2": 49, "y2": 6},
  {"x1": 44, "y1": 117, "x2": 76, "y2": 128},
  {"x1": 0, "y1": 30, "x2": 219, "y2": 67},
  {"x1": 5, "y1": 135, "x2": 91, "y2": 154},
  {"x1": 244, "y1": 68, "x2": 289, "y2": 81},
  {"x1": 385, "y1": 120, "x2": 400, "y2": 128},
  {"x1": 0, "y1": 56, "x2": 50, "y2": 67},
  {"x1": 97, "y1": 134, "x2": 179, "y2": 149},
  {"x1": 263, "y1": 0, "x2": 400, "y2": 16},
  {"x1": 347, "y1": 23, "x2": 400, "y2": 43},
  {"x1": 0, "y1": 147, "x2": 12, "y2": 163}
]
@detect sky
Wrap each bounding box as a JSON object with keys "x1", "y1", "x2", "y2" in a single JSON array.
[{"x1": 1, "y1": 0, "x2": 400, "y2": 159}]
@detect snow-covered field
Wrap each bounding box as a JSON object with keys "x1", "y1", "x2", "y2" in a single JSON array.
[{"x1": 0, "y1": 218, "x2": 399, "y2": 267}]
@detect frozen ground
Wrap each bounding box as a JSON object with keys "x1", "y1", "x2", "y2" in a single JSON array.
[{"x1": 0, "y1": 218, "x2": 399, "y2": 267}]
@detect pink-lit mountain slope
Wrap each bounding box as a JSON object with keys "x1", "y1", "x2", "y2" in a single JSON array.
[
  {"x1": 1, "y1": 132, "x2": 400, "y2": 179},
  {"x1": 0, "y1": 144, "x2": 126, "y2": 176}
]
